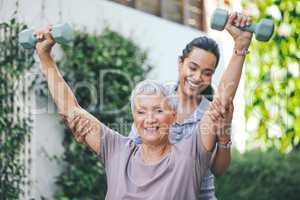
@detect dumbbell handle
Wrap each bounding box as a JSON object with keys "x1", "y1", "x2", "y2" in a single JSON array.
[
  {"x1": 22, "y1": 27, "x2": 62, "y2": 41},
  {"x1": 239, "y1": 24, "x2": 256, "y2": 33},
  {"x1": 29, "y1": 30, "x2": 38, "y2": 43},
  {"x1": 21, "y1": 28, "x2": 54, "y2": 43}
]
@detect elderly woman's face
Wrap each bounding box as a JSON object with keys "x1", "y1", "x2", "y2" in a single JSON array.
[{"x1": 133, "y1": 94, "x2": 176, "y2": 146}]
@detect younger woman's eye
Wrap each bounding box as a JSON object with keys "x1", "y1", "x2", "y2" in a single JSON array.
[
  {"x1": 203, "y1": 71, "x2": 213, "y2": 77},
  {"x1": 189, "y1": 65, "x2": 197, "y2": 71}
]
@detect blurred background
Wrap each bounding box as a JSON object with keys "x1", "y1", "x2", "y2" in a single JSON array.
[{"x1": 0, "y1": 0, "x2": 299, "y2": 199}]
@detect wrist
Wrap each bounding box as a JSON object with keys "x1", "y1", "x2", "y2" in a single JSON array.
[
  {"x1": 38, "y1": 51, "x2": 51, "y2": 58},
  {"x1": 38, "y1": 52, "x2": 54, "y2": 63},
  {"x1": 234, "y1": 40, "x2": 250, "y2": 51},
  {"x1": 217, "y1": 137, "x2": 231, "y2": 145},
  {"x1": 233, "y1": 48, "x2": 249, "y2": 56},
  {"x1": 217, "y1": 139, "x2": 232, "y2": 149}
]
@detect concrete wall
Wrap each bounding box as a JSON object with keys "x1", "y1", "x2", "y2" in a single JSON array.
[
  {"x1": 30, "y1": 95, "x2": 66, "y2": 199},
  {"x1": 1, "y1": 0, "x2": 245, "y2": 199}
]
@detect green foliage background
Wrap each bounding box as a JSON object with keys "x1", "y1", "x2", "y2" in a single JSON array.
[
  {"x1": 243, "y1": 0, "x2": 300, "y2": 153},
  {"x1": 1, "y1": 1, "x2": 299, "y2": 199},
  {"x1": 215, "y1": 149, "x2": 300, "y2": 200},
  {"x1": 215, "y1": 1, "x2": 300, "y2": 199},
  {"x1": 54, "y1": 29, "x2": 151, "y2": 200},
  {"x1": 0, "y1": 19, "x2": 34, "y2": 199}
]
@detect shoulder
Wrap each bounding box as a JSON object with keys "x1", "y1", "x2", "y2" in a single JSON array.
[
  {"x1": 98, "y1": 124, "x2": 137, "y2": 164},
  {"x1": 172, "y1": 125, "x2": 212, "y2": 159},
  {"x1": 196, "y1": 97, "x2": 210, "y2": 113},
  {"x1": 172, "y1": 129, "x2": 198, "y2": 157},
  {"x1": 101, "y1": 124, "x2": 136, "y2": 148}
]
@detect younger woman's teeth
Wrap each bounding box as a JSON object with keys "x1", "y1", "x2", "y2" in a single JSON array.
[{"x1": 187, "y1": 80, "x2": 199, "y2": 88}]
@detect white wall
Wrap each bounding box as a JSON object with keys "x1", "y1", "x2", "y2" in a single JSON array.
[
  {"x1": 30, "y1": 95, "x2": 66, "y2": 199},
  {"x1": 0, "y1": 0, "x2": 227, "y2": 83},
  {"x1": 1, "y1": 0, "x2": 245, "y2": 199}
]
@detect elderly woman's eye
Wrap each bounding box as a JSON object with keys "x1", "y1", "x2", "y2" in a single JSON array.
[
  {"x1": 137, "y1": 110, "x2": 145, "y2": 114},
  {"x1": 155, "y1": 109, "x2": 163, "y2": 113}
]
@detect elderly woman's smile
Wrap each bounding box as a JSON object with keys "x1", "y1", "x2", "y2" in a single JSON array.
[{"x1": 133, "y1": 94, "x2": 176, "y2": 145}]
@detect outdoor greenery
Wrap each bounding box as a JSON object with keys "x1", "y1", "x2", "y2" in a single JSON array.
[
  {"x1": 53, "y1": 28, "x2": 152, "y2": 199},
  {"x1": 215, "y1": 149, "x2": 300, "y2": 200},
  {"x1": 0, "y1": 19, "x2": 35, "y2": 199},
  {"x1": 1, "y1": 1, "x2": 299, "y2": 199},
  {"x1": 243, "y1": 0, "x2": 300, "y2": 153},
  {"x1": 215, "y1": 1, "x2": 300, "y2": 198}
]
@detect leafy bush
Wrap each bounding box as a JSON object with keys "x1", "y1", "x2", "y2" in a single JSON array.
[
  {"x1": 243, "y1": 0, "x2": 300, "y2": 152},
  {"x1": 54, "y1": 28, "x2": 151, "y2": 199},
  {"x1": 0, "y1": 19, "x2": 34, "y2": 199},
  {"x1": 215, "y1": 150, "x2": 300, "y2": 200}
]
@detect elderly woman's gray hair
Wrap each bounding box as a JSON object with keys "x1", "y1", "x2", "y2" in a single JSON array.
[{"x1": 130, "y1": 80, "x2": 177, "y2": 112}]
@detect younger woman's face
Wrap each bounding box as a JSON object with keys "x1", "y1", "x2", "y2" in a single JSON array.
[{"x1": 179, "y1": 47, "x2": 217, "y2": 98}]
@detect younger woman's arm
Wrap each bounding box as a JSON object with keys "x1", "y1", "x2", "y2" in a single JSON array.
[{"x1": 199, "y1": 12, "x2": 253, "y2": 152}]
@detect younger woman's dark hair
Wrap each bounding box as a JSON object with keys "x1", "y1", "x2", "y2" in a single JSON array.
[
  {"x1": 179, "y1": 36, "x2": 220, "y2": 67},
  {"x1": 179, "y1": 36, "x2": 220, "y2": 101}
]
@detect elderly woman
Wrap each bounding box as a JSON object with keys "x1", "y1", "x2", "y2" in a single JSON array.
[{"x1": 35, "y1": 11, "x2": 251, "y2": 199}]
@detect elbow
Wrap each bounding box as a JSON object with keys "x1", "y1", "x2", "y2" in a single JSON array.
[
  {"x1": 212, "y1": 169, "x2": 226, "y2": 177},
  {"x1": 211, "y1": 160, "x2": 231, "y2": 177}
]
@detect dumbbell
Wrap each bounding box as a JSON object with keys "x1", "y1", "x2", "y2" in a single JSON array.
[
  {"x1": 211, "y1": 8, "x2": 274, "y2": 42},
  {"x1": 19, "y1": 23, "x2": 74, "y2": 49}
]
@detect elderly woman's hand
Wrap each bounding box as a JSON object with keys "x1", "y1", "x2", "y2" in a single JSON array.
[
  {"x1": 206, "y1": 98, "x2": 234, "y2": 143},
  {"x1": 34, "y1": 26, "x2": 56, "y2": 56}
]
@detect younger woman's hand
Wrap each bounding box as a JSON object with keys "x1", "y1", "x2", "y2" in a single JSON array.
[
  {"x1": 225, "y1": 12, "x2": 253, "y2": 50},
  {"x1": 71, "y1": 115, "x2": 91, "y2": 144}
]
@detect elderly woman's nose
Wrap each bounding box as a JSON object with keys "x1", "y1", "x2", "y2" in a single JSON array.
[{"x1": 145, "y1": 113, "x2": 157, "y2": 124}]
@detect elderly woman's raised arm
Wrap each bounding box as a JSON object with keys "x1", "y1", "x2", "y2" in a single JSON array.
[{"x1": 35, "y1": 28, "x2": 102, "y2": 154}]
